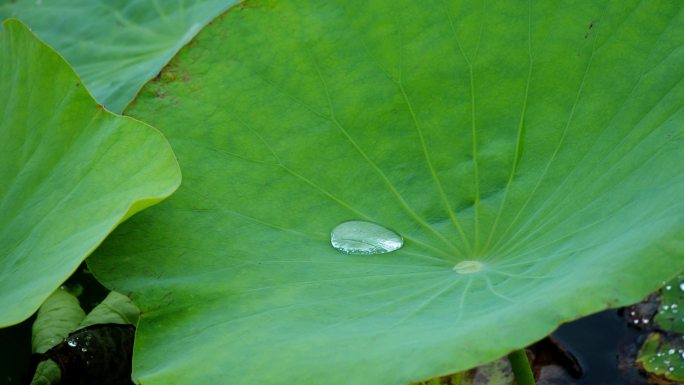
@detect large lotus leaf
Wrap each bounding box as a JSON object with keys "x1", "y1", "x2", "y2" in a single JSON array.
[
  {"x1": 0, "y1": 20, "x2": 181, "y2": 327},
  {"x1": 0, "y1": 0, "x2": 240, "y2": 112},
  {"x1": 89, "y1": 1, "x2": 684, "y2": 384}
]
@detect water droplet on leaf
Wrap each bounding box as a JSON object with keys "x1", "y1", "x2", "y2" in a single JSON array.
[{"x1": 330, "y1": 220, "x2": 403, "y2": 255}]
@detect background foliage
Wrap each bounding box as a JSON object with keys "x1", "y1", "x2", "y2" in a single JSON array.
[{"x1": 0, "y1": 0, "x2": 239, "y2": 111}]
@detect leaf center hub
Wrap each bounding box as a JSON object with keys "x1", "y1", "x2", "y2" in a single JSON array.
[{"x1": 453, "y1": 260, "x2": 484, "y2": 274}]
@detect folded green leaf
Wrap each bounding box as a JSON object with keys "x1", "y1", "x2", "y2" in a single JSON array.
[
  {"x1": 79, "y1": 291, "x2": 140, "y2": 328},
  {"x1": 30, "y1": 361, "x2": 61, "y2": 385},
  {"x1": 0, "y1": 19, "x2": 181, "y2": 327},
  {"x1": 31, "y1": 289, "x2": 85, "y2": 354}
]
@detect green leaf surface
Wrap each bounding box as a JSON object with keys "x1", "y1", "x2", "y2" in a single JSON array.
[
  {"x1": 0, "y1": 19, "x2": 181, "y2": 327},
  {"x1": 29, "y1": 289, "x2": 82, "y2": 385},
  {"x1": 90, "y1": 1, "x2": 684, "y2": 384},
  {"x1": 0, "y1": 0, "x2": 240, "y2": 112}
]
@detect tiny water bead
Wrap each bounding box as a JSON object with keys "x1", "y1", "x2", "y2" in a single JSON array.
[
  {"x1": 330, "y1": 220, "x2": 403, "y2": 255},
  {"x1": 453, "y1": 260, "x2": 484, "y2": 274}
]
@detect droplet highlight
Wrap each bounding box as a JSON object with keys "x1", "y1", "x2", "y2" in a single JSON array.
[
  {"x1": 453, "y1": 260, "x2": 485, "y2": 274},
  {"x1": 330, "y1": 220, "x2": 403, "y2": 255}
]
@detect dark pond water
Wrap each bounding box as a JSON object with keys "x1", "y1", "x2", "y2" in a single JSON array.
[
  {"x1": 1, "y1": 316, "x2": 32, "y2": 385},
  {"x1": 550, "y1": 310, "x2": 649, "y2": 385}
]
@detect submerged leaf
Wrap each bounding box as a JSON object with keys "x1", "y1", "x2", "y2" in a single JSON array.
[
  {"x1": 0, "y1": 20, "x2": 181, "y2": 327},
  {"x1": 637, "y1": 333, "x2": 684, "y2": 381},
  {"x1": 90, "y1": 0, "x2": 684, "y2": 384},
  {"x1": 42, "y1": 325, "x2": 136, "y2": 385}
]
